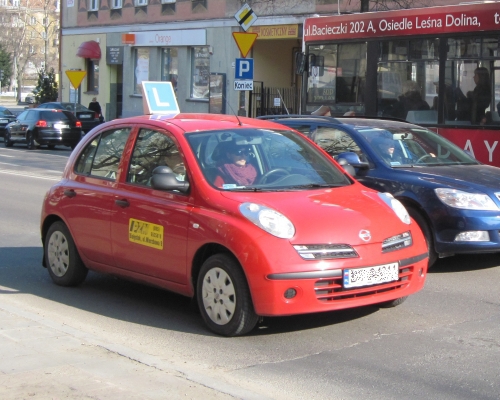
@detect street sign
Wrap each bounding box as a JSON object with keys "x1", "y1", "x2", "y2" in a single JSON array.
[
  {"x1": 232, "y1": 32, "x2": 258, "y2": 58},
  {"x1": 234, "y1": 4, "x2": 257, "y2": 31},
  {"x1": 234, "y1": 81, "x2": 253, "y2": 91},
  {"x1": 235, "y1": 58, "x2": 253, "y2": 80},
  {"x1": 65, "y1": 70, "x2": 87, "y2": 89},
  {"x1": 141, "y1": 81, "x2": 180, "y2": 116}
]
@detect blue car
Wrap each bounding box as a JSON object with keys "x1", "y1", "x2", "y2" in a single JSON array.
[{"x1": 262, "y1": 115, "x2": 500, "y2": 267}]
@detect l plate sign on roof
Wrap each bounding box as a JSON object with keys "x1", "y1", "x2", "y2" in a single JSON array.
[{"x1": 141, "y1": 81, "x2": 180, "y2": 116}]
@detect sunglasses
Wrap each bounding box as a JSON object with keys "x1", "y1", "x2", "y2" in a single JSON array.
[{"x1": 231, "y1": 148, "x2": 249, "y2": 155}]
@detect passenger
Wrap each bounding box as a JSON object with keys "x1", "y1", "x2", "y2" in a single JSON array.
[
  {"x1": 391, "y1": 81, "x2": 430, "y2": 120},
  {"x1": 214, "y1": 142, "x2": 257, "y2": 187},
  {"x1": 456, "y1": 67, "x2": 491, "y2": 124}
]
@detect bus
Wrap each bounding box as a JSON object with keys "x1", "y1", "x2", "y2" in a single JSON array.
[{"x1": 302, "y1": 1, "x2": 500, "y2": 166}]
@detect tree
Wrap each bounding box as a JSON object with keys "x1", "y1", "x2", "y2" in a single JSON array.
[
  {"x1": 0, "y1": 44, "x2": 12, "y2": 90},
  {"x1": 34, "y1": 68, "x2": 58, "y2": 104}
]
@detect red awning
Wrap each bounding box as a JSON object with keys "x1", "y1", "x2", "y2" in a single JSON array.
[{"x1": 76, "y1": 41, "x2": 101, "y2": 59}]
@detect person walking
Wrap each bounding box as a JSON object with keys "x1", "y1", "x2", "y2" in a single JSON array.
[{"x1": 88, "y1": 97, "x2": 103, "y2": 122}]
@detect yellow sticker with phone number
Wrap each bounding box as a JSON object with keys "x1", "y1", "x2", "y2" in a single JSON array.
[{"x1": 129, "y1": 218, "x2": 164, "y2": 250}]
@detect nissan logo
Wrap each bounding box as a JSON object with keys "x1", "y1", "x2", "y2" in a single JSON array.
[{"x1": 359, "y1": 230, "x2": 371, "y2": 242}]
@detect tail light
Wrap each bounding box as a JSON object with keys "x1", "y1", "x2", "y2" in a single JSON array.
[
  {"x1": 94, "y1": 112, "x2": 99, "y2": 119},
  {"x1": 35, "y1": 120, "x2": 48, "y2": 127},
  {"x1": 76, "y1": 121, "x2": 82, "y2": 128}
]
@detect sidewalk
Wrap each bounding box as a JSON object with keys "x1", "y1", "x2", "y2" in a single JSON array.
[{"x1": 0, "y1": 302, "x2": 266, "y2": 400}]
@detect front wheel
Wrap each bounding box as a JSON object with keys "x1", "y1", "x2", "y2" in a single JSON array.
[
  {"x1": 44, "y1": 221, "x2": 88, "y2": 286},
  {"x1": 378, "y1": 296, "x2": 407, "y2": 308},
  {"x1": 197, "y1": 254, "x2": 258, "y2": 336},
  {"x1": 4, "y1": 132, "x2": 13, "y2": 147},
  {"x1": 407, "y1": 207, "x2": 437, "y2": 268}
]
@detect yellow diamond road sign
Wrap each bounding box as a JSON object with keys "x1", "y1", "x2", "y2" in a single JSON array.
[
  {"x1": 234, "y1": 3, "x2": 257, "y2": 32},
  {"x1": 65, "y1": 70, "x2": 87, "y2": 89},
  {"x1": 232, "y1": 32, "x2": 258, "y2": 58}
]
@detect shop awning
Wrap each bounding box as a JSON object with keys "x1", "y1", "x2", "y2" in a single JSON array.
[{"x1": 76, "y1": 41, "x2": 101, "y2": 59}]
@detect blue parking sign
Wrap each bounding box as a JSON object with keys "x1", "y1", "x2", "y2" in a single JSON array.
[
  {"x1": 235, "y1": 58, "x2": 254, "y2": 80},
  {"x1": 141, "y1": 81, "x2": 180, "y2": 116}
]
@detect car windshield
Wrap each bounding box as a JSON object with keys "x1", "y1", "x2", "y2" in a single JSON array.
[
  {"x1": 186, "y1": 128, "x2": 351, "y2": 191},
  {"x1": 355, "y1": 125, "x2": 479, "y2": 167}
]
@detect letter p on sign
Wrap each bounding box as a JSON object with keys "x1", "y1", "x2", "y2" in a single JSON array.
[{"x1": 235, "y1": 58, "x2": 254, "y2": 80}]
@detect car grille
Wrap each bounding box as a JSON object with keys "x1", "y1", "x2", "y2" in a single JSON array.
[
  {"x1": 293, "y1": 244, "x2": 358, "y2": 260},
  {"x1": 314, "y1": 265, "x2": 413, "y2": 302}
]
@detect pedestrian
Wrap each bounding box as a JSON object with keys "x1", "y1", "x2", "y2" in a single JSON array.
[{"x1": 88, "y1": 97, "x2": 104, "y2": 122}]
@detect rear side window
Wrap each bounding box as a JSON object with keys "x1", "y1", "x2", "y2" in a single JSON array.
[{"x1": 74, "y1": 128, "x2": 131, "y2": 179}]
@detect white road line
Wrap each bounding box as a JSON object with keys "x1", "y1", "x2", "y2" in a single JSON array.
[
  {"x1": 0, "y1": 154, "x2": 15, "y2": 158},
  {"x1": 0, "y1": 169, "x2": 60, "y2": 181},
  {"x1": 0, "y1": 161, "x2": 20, "y2": 166}
]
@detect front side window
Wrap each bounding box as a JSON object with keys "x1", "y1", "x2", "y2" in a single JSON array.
[
  {"x1": 134, "y1": 47, "x2": 149, "y2": 94},
  {"x1": 128, "y1": 129, "x2": 186, "y2": 186},
  {"x1": 191, "y1": 46, "x2": 210, "y2": 99},
  {"x1": 74, "y1": 128, "x2": 131, "y2": 179}
]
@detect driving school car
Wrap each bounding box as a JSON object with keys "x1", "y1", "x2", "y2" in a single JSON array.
[{"x1": 40, "y1": 84, "x2": 428, "y2": 336}]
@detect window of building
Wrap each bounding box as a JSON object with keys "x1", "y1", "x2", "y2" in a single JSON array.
[
  {"x1": 161, "y1": 48, "x2": 178, "y2": 92},
  {"x1": 191, "y1": 0, "x2": 206, "y2": 10},
  {"x1": 161, "y1": 0, "x2": 175, "y2": 3},
  {"x1": 12, "y1": 0, "x2": 19, "y2": 6},
  {"x1": 88, "y1": 0, "x2": 99, "y2": 11},
  {"x1": 134, "y1": 47, "x2": 149, "y2": 94},
  {"x1": 111, "y1": 0, "x2": 122, "y2": 8},
  {"x1": 86, "y1": 59, "x2": 99, "y2": 93},
  {"x1": 135, "y1": 0, "x2": 147, "y2": 5},
  {"x1": 41, "y1": 32, "x2": 47, "y2": 39},
  {"x1": 191, "y1": 46, "x2": 209, "y2": 99},
  {"x1": 30, "y1": 16, "x2": 36, "y2": 25}
]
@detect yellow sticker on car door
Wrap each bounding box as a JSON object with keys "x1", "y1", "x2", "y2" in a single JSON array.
[{"x1": 129, "y1": 218, "x2": 164, "y2": 250}]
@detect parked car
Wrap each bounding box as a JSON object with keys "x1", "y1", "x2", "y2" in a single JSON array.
[
  {"x1": 38, "y1": 102, "x2": 102, "y2": 133},
  {"x1": 261, "y1": 115, "x2": 500, "y2": 267},
  {"x1": 0, "y1": 106, "x2": 17, "y2": 138},
  {"x1": 40, "y1": 113, "x2": 428, "y2": 336},
  {"x1": 24, "y1": 95, "x2": 35, "y2": 104},
  {"x1": 5, "y1": 108, "x2": 82, "y2": 149}
]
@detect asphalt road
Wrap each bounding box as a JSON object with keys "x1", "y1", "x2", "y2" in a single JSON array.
[{"x1": 0, "y1": 142, "x2": 499, "y2": 399}]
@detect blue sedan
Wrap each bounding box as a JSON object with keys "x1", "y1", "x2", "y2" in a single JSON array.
[{"x1": 263, "y1": 115, "x2": 500, "y2": 267}]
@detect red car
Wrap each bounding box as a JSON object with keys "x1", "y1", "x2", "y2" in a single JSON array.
[{"x1": 40, "y1": 113, "x2": 428, "y2": 336}]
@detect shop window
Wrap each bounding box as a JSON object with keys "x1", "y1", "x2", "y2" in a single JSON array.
[
  {"x1": 161, "y1": 48, "x2": 178, "y2": 93},
  {"x1": 191, "y1": 46, "x2": 209, "y2": 99},
  {"x1": 134, "y1": 47, "x2": 149, "y2": 94},
  {"x1": 86, "y1": 59, "x2": 99, "y2": 93}
]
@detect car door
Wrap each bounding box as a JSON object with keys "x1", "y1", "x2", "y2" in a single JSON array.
[
  {"x1": 64, "y1": 126, "x2": 132, "y2": 265},
  {"x1": 110, "y1": 127, "x2": 191, "y2": 284},
  {"x1": 8, "y1": 110, "x2": 29, "y2": 140}
]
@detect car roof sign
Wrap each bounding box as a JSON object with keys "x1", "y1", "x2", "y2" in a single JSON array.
[{"x1": 141, "y1": 81, "x2": 180, "y2": 117}]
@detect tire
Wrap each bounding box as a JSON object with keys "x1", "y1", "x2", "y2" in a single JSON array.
[
  {"x1": 26, "y1": 131, "x2": 36, "y2": 150},
  {"x1": 378, "y1": 296, "x2": 407, "y2": 308},
  {"x1": 197, "y1": 254, "x2": 258, "y2": 336},
  {"x1": 4, "y1": 132, "x2": 13, "y2": 147},
  {"x1": 407, "y1": 206, "x2": 437, "y2": 268},
  {"x1": 44, "y1": 221, "x2": 88, "y2": 286}
]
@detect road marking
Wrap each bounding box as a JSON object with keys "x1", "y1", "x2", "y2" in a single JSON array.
[
  {"x1": 0, "y1": 169, "x2": 60, "y2": 181},
  {"x1": 0, "y1": 154, "x2": 15, "y2": 158},
  {"x1": 0, "y1": 161, "x2": 20, "y2": 166}
]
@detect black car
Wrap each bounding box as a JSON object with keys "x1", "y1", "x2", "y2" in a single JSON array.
[
  {"x1": 262, "y1": 115, "x2": 500, "y2": 267},
  {"x1": 38, "y1": 102, "x2": 102, "y2": 133},
  {"x1": 0, "y1": 106, "x2": 17, "y2": 138},
  {"x1": 5, "y1": 108, "x2": 82, "y2": 150}
]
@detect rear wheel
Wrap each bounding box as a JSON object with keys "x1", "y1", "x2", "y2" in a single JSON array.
[
  {"x1": 4, "y1": 132, "x2": 13, "y2": 147},
  {"x1": 44, "y1": 221, "x2": 88, "y2": 286},
  {"x1": 197, "y1": 254, "x2": 258, "y2": 336},
  {"x1": 407, "y1": 207, "x2": 437, "y2": 268}
]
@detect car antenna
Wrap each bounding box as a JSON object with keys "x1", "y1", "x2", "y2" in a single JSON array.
[
  {"x1": 223, "y1": 92, "x2": 243, "y2": 126},
  {"x1": 277, "y1": 89, "x2": 290, "y2": 115}
]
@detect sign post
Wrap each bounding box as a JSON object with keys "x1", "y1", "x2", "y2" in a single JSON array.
[{"x1": 65, "y1": 70, "x2": 87, "y2": 112}]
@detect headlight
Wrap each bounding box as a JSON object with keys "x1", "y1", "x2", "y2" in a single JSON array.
[
  {"x1": 239, "y1": 202, "x2": 295, "y2": 239},
  {"x1": 435, "y1": 188, "x2": 498, "y2": 210},
  {"x1": 378, "y1": 192, "x2": 411, "y2": 224}
]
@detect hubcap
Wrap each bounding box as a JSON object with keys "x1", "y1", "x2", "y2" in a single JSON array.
[
  {"x1": 47, "y1": 231, "x2": 70, "y2": 277},
  {"x1": 201, "y1": 267, "x2": 236, "y2": 325}
]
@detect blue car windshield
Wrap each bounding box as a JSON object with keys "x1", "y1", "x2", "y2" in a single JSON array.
[
  {"x1": 186, "y1": 128, "x2": 352, "y2": 191},
  {"x1": 356, "y1": 126, "x2": 479, "y2": 166}
]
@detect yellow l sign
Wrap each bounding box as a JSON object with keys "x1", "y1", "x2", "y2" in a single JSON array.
[{"x1": 65, "y1": 70, "x2": 87, "y2": 89}]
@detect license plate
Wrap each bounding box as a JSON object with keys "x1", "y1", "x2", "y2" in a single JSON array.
[
  {"x1": 54, "y1": 124, "x2": 69, "y2": 129},
  {"x1": 79, "y1": 114, "x2": 91, "y2": 119},
  {"x1": 0, "y1": 119, "x2": 7, "y2": 123},
  {"x1": 343, "y1": 262, "x2": 399, "y2": 288}
]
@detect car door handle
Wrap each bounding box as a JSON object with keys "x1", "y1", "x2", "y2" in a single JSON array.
[
  {"x1": 63, "y1": 189, "x2": 76, "y2": 198},
  {"x1": 115, "y1": 199, "x2": 130, "y2": 208}
]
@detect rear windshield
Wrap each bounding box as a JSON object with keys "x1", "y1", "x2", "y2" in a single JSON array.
[{"x1": 40, "y1": 111, "x2": 77, "y2": 122}]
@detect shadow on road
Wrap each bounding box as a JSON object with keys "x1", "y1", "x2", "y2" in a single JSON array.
[
  {"x1": 0, "y1": 246, "x2": 380, "y2": 337},
  {"x1": 431, "y1": 253, "x2": 500, "y2": 274}
]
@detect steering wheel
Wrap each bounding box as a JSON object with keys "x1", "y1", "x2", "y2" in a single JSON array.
[
  {"x1": 415, "y1": 155, "x2": 433, "y2": 164},
  {"x1": 258, "y1": 168, "x2": 290, "y2": 184}
]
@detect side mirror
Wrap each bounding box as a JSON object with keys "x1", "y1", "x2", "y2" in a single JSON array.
[
  {"x1": 336, "y1": 151, "x2": 370, "y2": 170},
  {"x1": 337, "y1": 158, "x2": 356, "y2": 176},
  {"x1": 151, "y1": 166, "x2": 190, "y2": 193}
]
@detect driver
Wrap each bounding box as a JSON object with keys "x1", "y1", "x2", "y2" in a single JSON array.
[{"x1": 214, "y1": 142, "x2": 257, "y2": 187}]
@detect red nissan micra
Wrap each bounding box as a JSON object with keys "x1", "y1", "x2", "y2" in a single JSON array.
[{"x1": 40, "y1": 113, "x2": 428, "y2": 336}]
